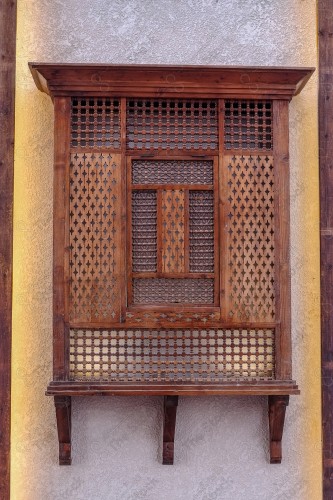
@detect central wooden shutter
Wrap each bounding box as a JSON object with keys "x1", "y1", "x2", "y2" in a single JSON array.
[{"x1": 128, "y1": 157, "x2": 219, "y2": 306}]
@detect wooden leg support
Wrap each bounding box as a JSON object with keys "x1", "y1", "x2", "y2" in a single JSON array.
[
  {"x1": 162, "y1": 396, "x2": 178, "y2": 465},
  {"x1": 268, "y1": 395, "x2": 289, "y2": 464},
  {"x1": 54, "y1": 396, "x2": 72, "y2": 465}
]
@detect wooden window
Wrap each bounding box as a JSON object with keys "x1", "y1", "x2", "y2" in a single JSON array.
[{"x1": 29, "y1": 63, "x2": 314, "y2": 466}]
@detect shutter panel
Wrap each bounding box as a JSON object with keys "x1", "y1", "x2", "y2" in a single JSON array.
[{"x1": 68, "y1": 97, "x2": 124, "y2": 324}]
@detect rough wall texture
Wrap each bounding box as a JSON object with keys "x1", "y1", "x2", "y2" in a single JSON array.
[{"x1": 12, "y1": 1, "x2": 320, "y2": 499}]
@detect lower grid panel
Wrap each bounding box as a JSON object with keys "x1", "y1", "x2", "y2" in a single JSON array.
[
  {"x1": 132, "y1": 278, "x2": 214, "y2": 304},
  {"x1": 69, "y1": 328, "x2": 275, "y2": 382}
]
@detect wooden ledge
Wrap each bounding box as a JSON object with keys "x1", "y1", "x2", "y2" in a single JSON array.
[
  {"x1": 29, "y1": 63, "x2": 314, "y2": 100},
  {"x1": 46, "y1": 380, "x2": 299, "y2": 397}
]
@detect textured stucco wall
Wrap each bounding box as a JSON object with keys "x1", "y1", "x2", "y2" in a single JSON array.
[{"x1": 12, "y1": 1, "x2": 320, "y2": 499}]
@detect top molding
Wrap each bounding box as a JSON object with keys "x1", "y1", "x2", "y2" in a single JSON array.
[{"x1": 29, "y1": 63, "x2": 314, "y2": 100}]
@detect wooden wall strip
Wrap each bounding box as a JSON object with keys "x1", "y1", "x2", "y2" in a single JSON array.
[
  {"x1": 319, "y1": 2, "x2": 333, "y2": 498},
  {"x1": 0, "y1": 0, "x2": 17, "y2": 498}
]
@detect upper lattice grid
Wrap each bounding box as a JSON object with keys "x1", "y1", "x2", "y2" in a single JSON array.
[
  {"x1": 71, "y1": 97, "x2": 121, "y2": 149},
  {"x1": 70, "y1": 97, "x2": 273, "y2": 152},
  {"x1": 126, "y1": 99, "x2": 218, "y2": 150},
  {"x1": 224, "y1": 100, "x2": 273, "y2": 151}
]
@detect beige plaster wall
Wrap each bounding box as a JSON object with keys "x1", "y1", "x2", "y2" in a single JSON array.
[{"x1": 11, "y1": 1, "x2": 321, "y2": 499}]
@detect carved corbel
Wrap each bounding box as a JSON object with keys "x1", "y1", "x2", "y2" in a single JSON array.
[
  {"x1": 162, "y1": 396, "x2": 179, "y2": 464},
  {"x1": 268, "y1": 395, "x2": 289, "y2": 464},
  {"x1": 54, "y1": 396, "x2": 72, "y2": 465}
]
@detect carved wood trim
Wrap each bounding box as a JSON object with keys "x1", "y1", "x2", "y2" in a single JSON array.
[{"x1": 29, "y1": 64, "x2": 314, "y2": 100}]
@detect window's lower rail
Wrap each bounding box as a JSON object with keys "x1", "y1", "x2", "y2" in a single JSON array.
[{"x1": 46, "y1": 380, "x2": 299, "y2": 397}]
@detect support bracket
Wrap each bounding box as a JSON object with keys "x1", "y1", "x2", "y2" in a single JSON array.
[
  {"x1": 54, "y1": 396, "x2": 72, "y2": 465},
  {"x1": 268, "y1": 395, "x2": 289, "y2": 464},
  {"x1": 162, "y1": 395, "x2": 178, "y2": 465}
]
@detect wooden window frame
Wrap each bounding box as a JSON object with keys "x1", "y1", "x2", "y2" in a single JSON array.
[{"x1": 29, "y1": 63, "x2": 313, "y2": 466}]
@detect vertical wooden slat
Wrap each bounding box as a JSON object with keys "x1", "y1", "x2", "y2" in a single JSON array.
[
  {"x1": 218, "y1": 99, "x2": 228, "y2": 320},
  {"x1": 183, "y1": 189, "x2": 190, "y2": 274},
  {"x1": 63, "y1": 102, "x2": 70, "y2": 329},
  {"x1": 213, "y1": 156, "x2": 220, "y2": 307},
  {"x1": 126, "y1": 156, "x2": 133, "y2": 306},
  {"x1": 319, "y1": 2, "x2": 333, "y2": 497},
  {"x1": 273, "y1": 100, "x2": 291, "y2": 380},
  {"x1": 120, "y1": 97, "x2": 127, "y2": 320},
  {"x1": 53, "y1": 97, "x2": 71, "y2": 380},
  {"x1": 157, "y1": 189, "x2": 163, "y2": 273},
  {"x1": 161, "y1": 189, "x2": 185, "y2": 273},
  {"x1": 0, "y1": 0, "x2": 17, "y2": 497}
]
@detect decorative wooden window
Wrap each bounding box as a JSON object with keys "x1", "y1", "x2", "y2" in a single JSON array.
[{"x1": 29, "y1": 63, "x2": 313, "y2": 466}]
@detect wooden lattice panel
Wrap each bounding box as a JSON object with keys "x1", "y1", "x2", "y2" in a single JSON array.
[
  {"x1": 225, "y1": 155, "x2": 275, "y2": 322},
  {"x1": 132, "y1": 191, "x2": 157, "y2": 272},
  {"x1": 126, "y1": 99, "x2": 218, "y2": 150},
  {"x1": 189, "y1": 191, "x2": 214, "y2": 273},
  {"x1": 130, "y1": 158, "x2": 217, "y2": 306},
  {"x1": 161, "y1": 190, "x2": 185, "y2": 273},
  {"x1": 224, "y1": 100, "x2": 272, "y2": 150},
  {"x1": 132, "y1": 278, "x2": 214, "y2": 304},
  {"x1": 69, "y1": 152, "x2": 123, "y2": 323},
  {"x1": 69, "y1": 328, "x2": 275, "y2": 382},
  {"x1": 131, "y1": 159, "x2": 214, "y2": 185},
  {"x1": 71, "y1": 97, "x2": 121, "y2": 149}
]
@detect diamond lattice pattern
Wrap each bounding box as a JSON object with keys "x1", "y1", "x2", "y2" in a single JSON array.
[{"x1": 225, "y1": 155, "x2": 275, "y2": 321}]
